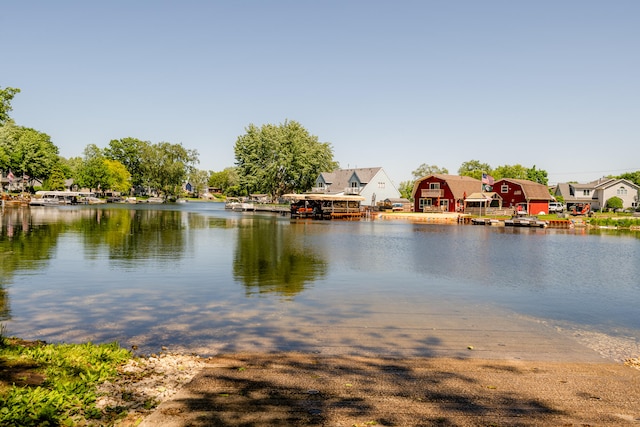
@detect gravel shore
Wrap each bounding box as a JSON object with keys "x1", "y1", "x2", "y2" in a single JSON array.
[{"x1": 100, "y1": 328, "x2": 640, "y2": 426}]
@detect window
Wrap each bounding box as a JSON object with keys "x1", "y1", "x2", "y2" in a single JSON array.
[
  {"x1": 419, "y1": 198, "x2": 432, "y2": 210},
  {"x1": 617, "y1": 186, "x2": 627, "y2": 195},
  {"x1": 501, "y1": 185, "x2": 509, "y2": 193},
  {"x1": 378, "y1": 181, "x2": 385, "y2": 189},
  {"x1": 583, "y1": 189, "x2": 590, "y2": 196},
  {"x1": 350, "y1": 181, "x2": 358, "y2": 188},
  {"x1": 429, "y1": 183, "x2": 440, "y2": 190}
]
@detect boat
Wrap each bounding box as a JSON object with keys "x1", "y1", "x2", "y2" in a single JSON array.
[
  {"x1": 30, "y1": 191, "x2": 83, "y2": 206},
  {"x1": 225, "y1": 198, "x2": 255, "y2": 211},
  {"x1": 504, "y1": 216, "x2": 548, "y2": 228}
]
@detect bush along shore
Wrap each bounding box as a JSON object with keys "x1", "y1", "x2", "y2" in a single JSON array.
[{"x1": 0, "y1": 331, "x2": 204, "y2": 426}]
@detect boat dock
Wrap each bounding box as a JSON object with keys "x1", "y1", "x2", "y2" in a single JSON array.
[{"x1": 283, "y1": 193, "x2": 366, "y2": 220}]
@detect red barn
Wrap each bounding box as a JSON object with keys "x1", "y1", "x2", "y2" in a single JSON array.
[
  {"x1": 493, "y1": 178, "x2": 552, "y2": 215},
  {"x1": 412, "y1": 174, "x2": 482, "y2": 213}
]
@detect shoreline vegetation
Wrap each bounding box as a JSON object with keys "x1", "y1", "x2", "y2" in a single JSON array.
[{"x1": 0, "y1": 333, "x2": 204, "y2": 426}]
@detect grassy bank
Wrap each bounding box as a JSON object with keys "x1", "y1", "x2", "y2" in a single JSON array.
[{"x1": 0, "y1": 329, "x2": 132, "y2": 426}]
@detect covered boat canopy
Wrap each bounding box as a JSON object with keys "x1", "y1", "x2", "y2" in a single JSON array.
[{"x1": 282, "y1": 193, "x2": 365, "y2": 202}]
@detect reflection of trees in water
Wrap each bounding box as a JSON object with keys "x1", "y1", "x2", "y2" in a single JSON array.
[
  {"x1": 0, "y1": 206, "x2": 233, "y2": 320},
  {"x1": 0, "y1": 208, "x2": 68, "y2": 320},
  {"x1": 76, "y1": 209, "x2": 190, "y2": 261},
  {"x1": 233, "y1": 218, "x2": 327, "y2": 297}
]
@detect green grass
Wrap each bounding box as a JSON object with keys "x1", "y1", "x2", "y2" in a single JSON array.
[{"x1": 0, "y1": 331, "x2": 132, "y2": 426}]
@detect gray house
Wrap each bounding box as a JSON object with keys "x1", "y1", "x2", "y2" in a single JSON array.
[
  {"x1": 313, "y1": 167, "x2": 400, "y2": 207},
  {"x1": 554, "y1": 178, "x2": 639, "y2": 211}
]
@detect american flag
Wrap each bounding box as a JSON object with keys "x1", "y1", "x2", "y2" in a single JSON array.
[
  {"x1": 481, "y1": 173, "x2": 494, "y2": 185},
  {"x1": 7, "y1": 170, "x2": 15, "y2": 182}
]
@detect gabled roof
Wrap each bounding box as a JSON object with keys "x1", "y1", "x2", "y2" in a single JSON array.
[
  {"x1": 496, "y1": 178, "x2": 552, "y2": 201},
  {"x1": 412, "y1": 174, "x2": 482, "y2": 200},
  {"x1": 593, "y1": 178, "x2": 639, "y2": 191},
  {"x1": 319, "y1": 167, "x2": 382, "y2": 189}
]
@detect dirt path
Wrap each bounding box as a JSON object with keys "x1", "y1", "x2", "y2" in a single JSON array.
[{"x1": 139, "y1": 352, "x2": 640, "y2": 426}]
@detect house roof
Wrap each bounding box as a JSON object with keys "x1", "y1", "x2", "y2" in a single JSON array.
[
  {"x1": 496, "y1": 178, "x2": 552, "y2": 201},
  {"x1": 555, "y1": 178, "x2": 639, "y2": 202},
  {"x1": 465, "y1": 192, "x2": 502, "y2": 203},
  {"x1": 593, "y1": 178, "x2": 639, "y2": 191},
  {"x1": 319, "y1": 167, "x2": 382, "y2": 189},
  {"x1": 412, "y1": 174, "x2": 482, "y2": 200}
]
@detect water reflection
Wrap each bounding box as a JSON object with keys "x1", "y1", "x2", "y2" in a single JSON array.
[
  {"x1": 1, "y1": 205, "x2": 639, "y2": 357},
  {"x1": 233, "y1": 217, "x2": 327, "y2": 297}
]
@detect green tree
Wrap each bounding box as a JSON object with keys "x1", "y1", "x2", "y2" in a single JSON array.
[
  {"x1": 76, "y1": 144, "x2": 110, "y2": 192},
  {"x1": 618, "y1": 171, "x2": 640, "y2": 187},
  {"x1": 0, "y1": 121, "x2": 21, "y2": 171},
  {"x1": 41, "y1": 163, "x2": 68, "y2": 190},
  {"x1": 526, "y1": 165, "x2": 549, "y2": 185},
  {"x1": 209, "y1": 167, "x2": 240, "y2": 194},
  {"x1": 104, "y1": 137, "x2": 150, "y2": 187},
  {"x1": 104, "y1": 159, "x2": 132, "y2": 193},
  {"x1": 605, "y1": 196, "x2": 623, "y2": 211},
  {"x1": 188, "y1": 168, "x2": 209, "y2": 197},
  {"x1": 398, "y1": 180, "x2": 414, "y2": 200},
  {"x1": 457, "y1": 160, "x2": 492, "y2": 180},
  {"x1": 492, "y1": 164, "x2": 528, "y2": 180},
  {"x1": 234, "y1": 120, "x2": 338, "y2": 198},
  {"x1": 0, "y1": 86, "x2": 20, "y2": 124},
  {"x1": 0, "y1": 122, "x2": 60, "y2": 186},
  {"x1": 411, "y1": 163, "x2": 449, "y2": 179},
  {"x1": 141, "y1": 142, "x2": 199, "y2": 198}
]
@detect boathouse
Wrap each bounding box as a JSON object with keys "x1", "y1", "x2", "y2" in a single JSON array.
[{"x1": 283, "y1": 193, "x2": 365, "y2": 219}]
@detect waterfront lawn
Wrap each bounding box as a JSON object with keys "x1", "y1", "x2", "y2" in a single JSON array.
[{"x1": 0, "y1": 333, "x2": 131, "y2": 426}]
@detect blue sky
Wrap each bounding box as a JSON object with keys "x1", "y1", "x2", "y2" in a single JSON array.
[{"x1": 3, "y1": 0, "x2": 639, "y2": 185}]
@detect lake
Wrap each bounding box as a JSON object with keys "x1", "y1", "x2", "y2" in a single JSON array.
[{"x1": 1, "y1": 202, "x2": 639, "y2": 359}]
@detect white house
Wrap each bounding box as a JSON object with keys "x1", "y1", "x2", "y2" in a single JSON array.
[
  {"x1": 313, "y1": 167, "x2": 400, "y2": 207},
  {"x1": 554, "y1": 178, "x2": 639, "y2": 211}
]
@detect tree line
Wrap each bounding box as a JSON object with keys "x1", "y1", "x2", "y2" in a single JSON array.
[
  {"x1": 3, "y1": 85, "x2": 639, "y2": 201},
  {"x1": 1, "y1": 87, "x2": 338, "y2": 199}
]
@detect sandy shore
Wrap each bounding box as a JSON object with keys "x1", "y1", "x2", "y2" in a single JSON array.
[
  {"x1": 101, "y1": 318, "x2": 640, "y2": 426},
  {"x1": 132, "y1": 352, "x2": 640, "y2": 427}
]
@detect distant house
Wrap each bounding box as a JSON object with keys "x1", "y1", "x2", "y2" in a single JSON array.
[
  {"x1": 493, "y1": 178, "x2": 552, "y2": 215},
  {"x1": 313, "y1": 167, "x2": 400, "y2": 207},
  {"x1": 411, "y1": 174, "x2": 482, "y2": 213},
  {"x1": 554, "y1": 178, "x2": 639, "y2": 211}
]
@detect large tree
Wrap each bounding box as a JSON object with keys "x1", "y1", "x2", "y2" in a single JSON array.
[
  {"x1": 618, "y1": 171, "x2": 640, "y2": 187},
  {"x1": 492, "y1": 164, "x2": 529, "y2": 180},
  {"x1": 209, "y1": 167, "x2": 240, "y2": 195},
  {"x1": 411, "y1": 163, "x2": 449, "y2": 179},
  {"x1": 457, "y1": 160, "x2": 492, "y2": 180},
  {"x1": 234, "y1": 120, "x2": 338, "y2": 197},
  {"x1": 141, "y1": 141, "x2": 199, "y2": 198},
  {"x1": 104, "y1": 159, "x2": 132, "y2": 193},
  {"x1": 0, "y1": 121, "x2": 59, "y2": 185},
  {"x1": 526, "y1": 165, "x2": 548, "y2": 185},
  {"x1": 0, "y1": 86, "x2": 20, "y2": 125},
  {"x1": 76, "y1": 144, "x2": 110, "y2": 192},
  {"x1": 188, "y1": 168, "x2": 209, "y2": 197},
  {"x1": 104, "y1": 137, "x2": 150, "y2": 187}
]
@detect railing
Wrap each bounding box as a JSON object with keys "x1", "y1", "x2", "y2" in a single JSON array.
[
  {"x1": 311, "y1": 187, "x2": 328, "y2": 193},
  {"x1": 420, "y1": 189, "x2": 444, "y2": 197},
  {"x1": 344, "y1": 187, "x2": 362, "y2": 195}
]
